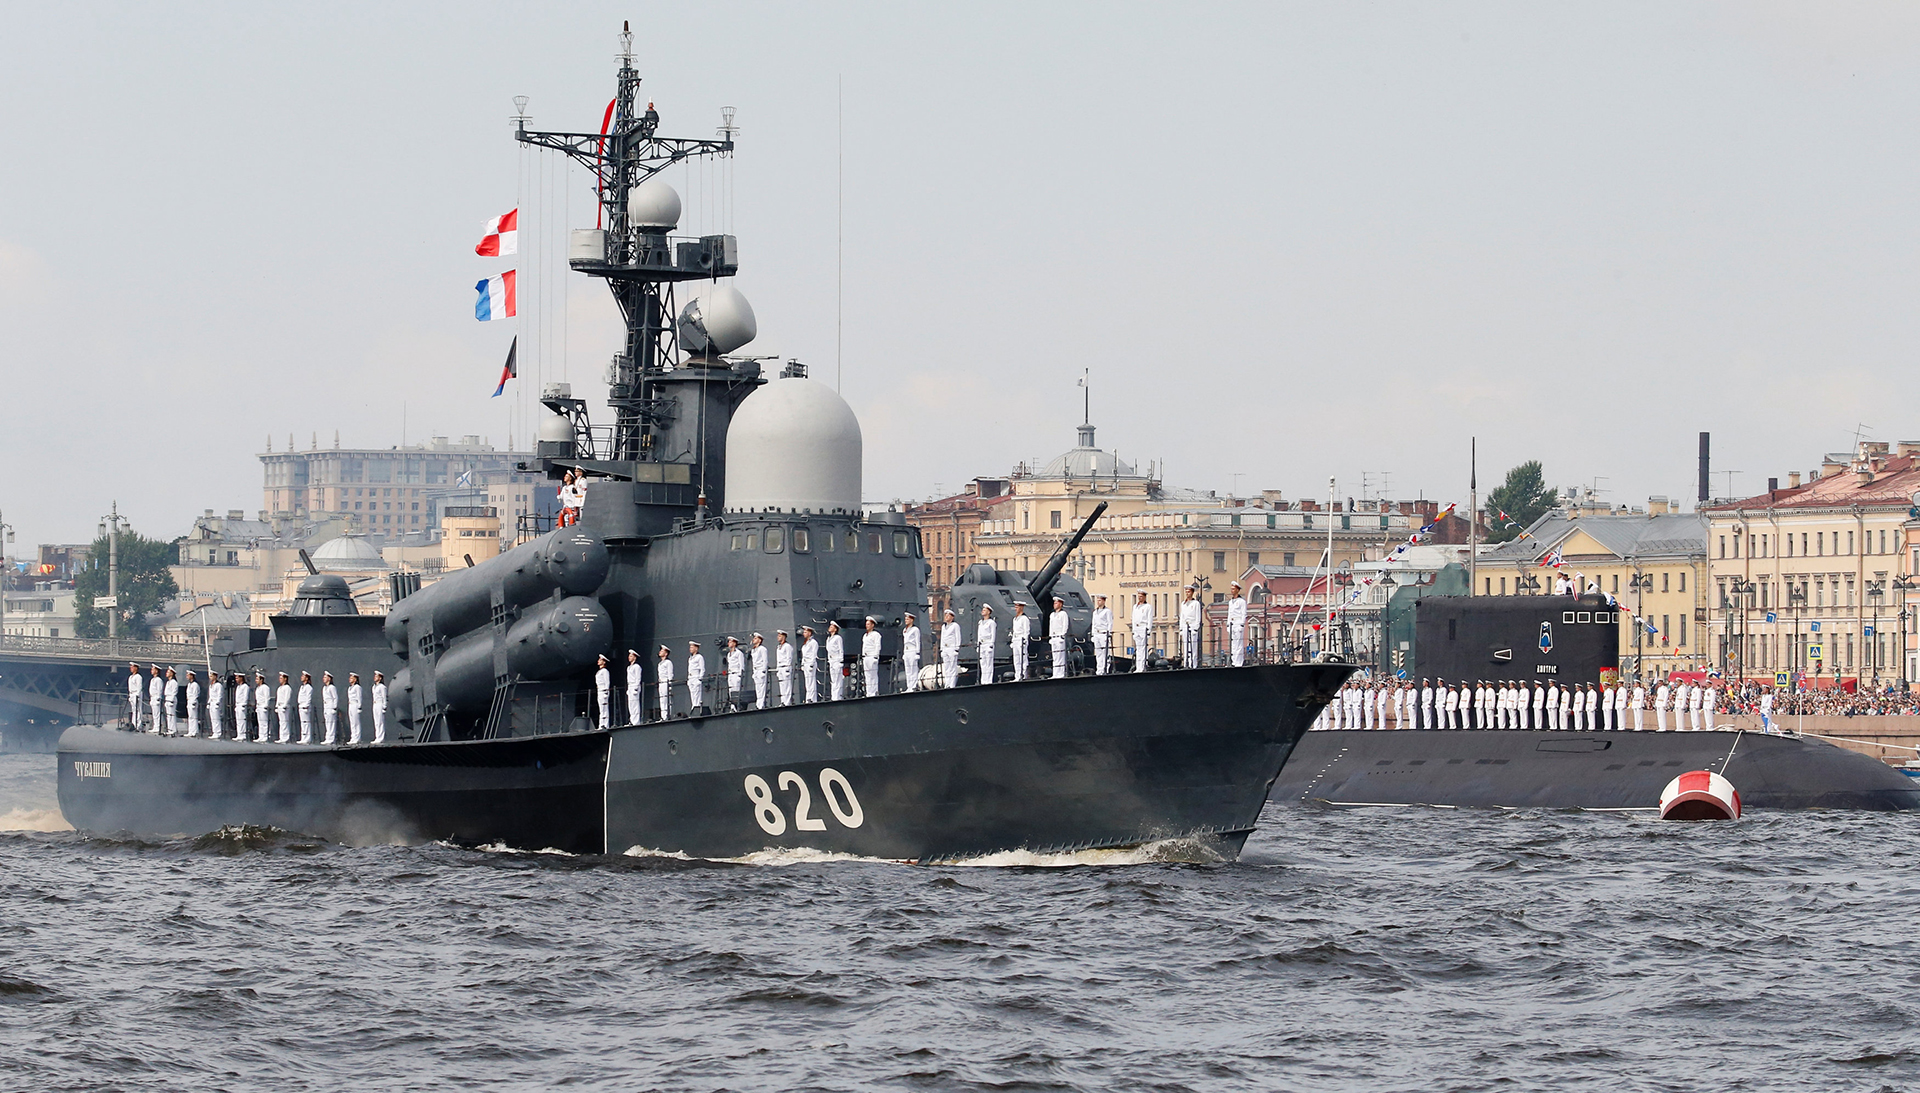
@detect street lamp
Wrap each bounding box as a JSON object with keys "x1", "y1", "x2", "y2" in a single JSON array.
[
  {"x1": 97, "y1": 503, "x2": 130, "y2": 649},
  {"x1": 0, "y1": 507, "x2": 13, "y2": 641},
  {"x1": 1868, "y1": 580, "x2": 1886, "y2": 688},
  {"x1": 1787, "y1": 584, "x2": 1808, "y2": 687},
  {"x1": 1628, "y1": 569, "x2": 1655, "y2": 683},
  {"x1": 1728, "y1": 577, "x2": 1755, "y2": 680},
  {"x1": 1378, "y1": 571, "x2": 1398, "y2": 676},
  {"x1": 1895, "y1": 574, "x2": 1916, "y2": 691}
]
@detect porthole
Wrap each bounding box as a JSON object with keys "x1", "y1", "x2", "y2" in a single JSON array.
[{"x1": 955, "y1": 707, "x2": 970, "y2": 725}]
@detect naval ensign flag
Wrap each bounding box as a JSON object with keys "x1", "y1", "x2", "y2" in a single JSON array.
[
  {"x1": 475, "y1": 208, "x2": 518, "y2": 256},
  {"x1": 474, "y1": 270, "x2": 517, "y2": 321},
  {"x1": 492, "y1": 337, "x2": 517, "y2": 398}
]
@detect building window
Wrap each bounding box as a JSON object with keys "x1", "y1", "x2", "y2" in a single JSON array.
[
  {"x1": 1679, "y1": 614, "x2": 1687, "y2": 646},
  {"x1": 1499, "y1": 577, "x2": 1506, "y2": 594},
  {"x1": 1849, "y1": 531, "x2": 1855, "y2": 555},
  {"x1": 1718, "y1": 536, "x2": 1725, "y2": 559},
  {"x1": 1050, "y1": 510, "x2": 1061, "y2": 529},
  {"x1": 1213, "y1": 551, "x2": 1226, "y2": 572},
  {"x1": 1678, "y1": 572, "x2": 1685, "y2": 592},
  {"x1": 1248, "y1": 552, "x2": 1259, "y2": 566},
  {"x1": 1022, "y1": 510, "x2": 1029, "y2": 530},
  {"x1": 1818, "y1": 532, "x2": 1825, "y2": 555},
  {"x1": 1662, "y1": 572, "x2": 1669, "y2": 593},
  {"x1": 1283, "y1": 553, "x2": 1294, "y2": 567}
]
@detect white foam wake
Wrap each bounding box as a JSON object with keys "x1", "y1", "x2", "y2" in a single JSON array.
[
  {"x1": 620, "y1": 837, "x2": 1227, "y2": 868},
  {"x1": 0, "y1": 807, "x2": 73, "y2": 833}
]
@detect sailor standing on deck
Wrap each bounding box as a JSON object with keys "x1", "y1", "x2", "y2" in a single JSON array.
[
  {"x1": 626, "y1": 650, "x2": 645, "y2": 726},
  {"x1": 1009, "y1": 603, "x2": 1032, "y2": 682},
  {"x1": 687, "y1": 640, "x2": 711, "y2": 710},
  {"x1": 901, "y1": 613, "x2": 922, "y2": 692},
  {"x1": 274, "y1": 672, "x2": 293, "y2": 743},
  {"x1": 184, "y1": 671, "x2": 201, "y2": 738},
  {"x1": 826, "y1": 623, "x2": 847, "y2": 700},
  {"x1": 163, "y1": 668, "x2": 180, "y2": 735},
  {"x1": 147, "y1": 665, "x2": 164, "y2": 734},
  {"x1": 776, "y1": 631, "x2": 794, "y2": 705},
  {"x1": 297, "y1": 671, "x2": 314, "y2": 744},
  {"x1": 1444, "y1": 681, "x2": 1462, "y2": 729},
  {"x1": 1613, "y1": 680, "x2": 1628, "y2": 732},
  {"x1": 1585, "y1": 683, "x2": 1600, "y2": 731},
  {"x1": 207, "y1": 671, "x2": 224, "y2": 739},
  {"x1": 1391, "y1": 681, "x2": 1406, "y2": 728},
  {"x1": 1630, "y1": 679, "x2": 1646, "y2": 731},
  {"x1": 976, "y1": 605, "x2": 998, "y2": 685},
  {"x1": 322, "y1": 672, "x2": 339, "y2": 745},
  {"x1": 1090, "y1": 595, "x2": 1113, "y2": 675},
  {"x1": 724, "y1": 638, "x2": 746, "y2": 711},
  {"x1": 1131, "y1": 591, "x2": 1153, "y2": 673},
  {"x1": 1599, "y1": 682, "x2": 1614, "y2": 732},
  {"x1": 594, "y1": 654, "x2": 613, "y2": 730},
  {"x1": 1226, "y1": 582, "x2": 1247, "y2": 667},
  {"x1": 1179, "y1": 586, "x2": 1202, "y2": 668},
  {"x1": 751, "y1": 633, "x2": 770, "y2": 709},
  {"x1": 939, "y1": 611, "x2": 961, "y2": 689},
  {"x1": 347, "y1": 673, "x2": 364, "y2": 744},
  {"x1": 1532, "y1": 681, "x2": 1547, "y2": 731},
  {"x1": 1544, "y1": 680, "x2": 1560, "y2": 731},
  {"x1": 800, "y1": 628, "x2": 819, "y2": 703},
  {"x1": 230, "y1": 672, "x2": 246, "y2": 740},
  {"x1": 253, "y1": 673, "x2": 272, "y2": 741},
  {"x1": 656, "y1": 646, "x2": 676, "y2": 719},
  {"x1": 126, "y1": 664, "x2": 144, "y2": 730},
  {"x1": 860, "y1": 618, "x2": 882, "y2": 697},
  {"x1": 1419, "y1": 678, "x2": 1434, "y2": 730},
  {"x1": 1654, "y1": 678, "x2": 1671, "y2": 731},
  {"x1": 371, "y1": 671, "x2": 388, "y2": 743},
  {"x1": 1701, "y1": 682, "x2": 1716, "y2": 731}
]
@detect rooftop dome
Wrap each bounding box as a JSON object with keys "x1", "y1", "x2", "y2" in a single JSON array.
[
  {"x1": 1040, "y1": 424, "x2": 1140, "y2": 479},
  {"x1": 310, "y1": 535, "x2": 389, "y2": 572}
]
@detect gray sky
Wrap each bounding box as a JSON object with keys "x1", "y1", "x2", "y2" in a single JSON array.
[{"x1": 5, "y1": 2, "x2": 1920, "y2": 549}]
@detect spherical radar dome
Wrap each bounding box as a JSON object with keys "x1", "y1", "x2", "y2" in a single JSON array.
[
  {"x1": 537, "y1": 409, "x2": 573, "y2": 444},
  {"x1": 679, "y1": 284, "x2": 758, "y2": 356},
  {"x1": 724, "y1": 377, "x2": 862, "y2": 515},
  {"x1": 628, "y1": 178, "x2": 682, "y2": 230}
]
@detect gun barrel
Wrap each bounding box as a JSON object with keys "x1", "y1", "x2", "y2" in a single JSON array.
[{"x1": 1027, "y1": 501, "x2": 1109, "y2": 606}]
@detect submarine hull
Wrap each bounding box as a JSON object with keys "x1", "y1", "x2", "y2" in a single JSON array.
[
  {"x1": 58, "y1": 664, "x2": 1349, "y2": 859},
  {"x1": 1274, "y1": 728, "x2": 1920, "y2": 811}
]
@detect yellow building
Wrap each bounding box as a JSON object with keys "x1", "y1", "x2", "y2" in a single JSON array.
[
  {"x1": 441, "y1": 506, "x2": 504, "y2": 571},
  {"x1": 1482, "y1": 508, "x2": 1708, "y2": 680}
]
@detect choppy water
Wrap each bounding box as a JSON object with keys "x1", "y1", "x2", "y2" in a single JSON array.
[{"x1": 5, "y1": 752, "x2": 1920, "y2": 1092}]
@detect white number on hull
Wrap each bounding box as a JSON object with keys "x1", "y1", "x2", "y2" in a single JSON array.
[{"x1": 743, "y1": 768, "x2": 865, "y2": 835}]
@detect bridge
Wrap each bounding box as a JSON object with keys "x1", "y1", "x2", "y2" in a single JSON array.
[{"x1": 0, "y1": 635, "x2": 212, "y2": 750}]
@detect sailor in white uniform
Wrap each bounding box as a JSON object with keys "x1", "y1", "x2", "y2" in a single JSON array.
[
  {"x1": 1179, "y1": 586, "x2": 1202, "y2": 668},
  {"x1": 656, "y1": 646, "x2": 676, "y2": 719},
  {"x1": 207, "y1": 671, "x2": 225, "y2": 739},
  {"x1": 1009, "y1": 603, "x2": 1032, "y2": 683},
  {"x1": 724, "y1": 638, "x2": 746, "y2": 710},
  {"x1": 1759, "y1": 688, "x2": 1774, "y2": 731},
  {"x1": 1391, "y1": 681, "x2": 1406, "y2": 728},
  {"x1": 1630, "y1": 680, "x2": 1647, "y2": 731},
  {"x1": 1048, "y1": 596, "x2": 1069, "y2": 680},
  {"x1": 1654, "y1": 679, "x2": 1671, "y2": 731},
  {"x1": 322, "y1": 672, "x2": 339, "y2": 745},
  {"x1": 1531, "y1": 682, "x2": 1547, "y2": 731},
  {"x1": 800, "y1": 628, "x2": 820, "y2": 703},
  {"x1": 347, "y1": 673, "x2": 364, "y2": 744},
  {"x1": 127, "y1": 664, "x2": 145, "y2": 730},
  {"x1": 1613, "y1": 681, "x2": 1628, "y2": 733},
  {"x1": 163, "y1": 668, "x2": 180, "y2": 735},
  {"x1": 901, "y1": 613, "x2": 922, "y2": 692},
  {"x1": 860, "y1": 618, "x2": 882, "y2": 697},
  {"x1": 976, "y1": 605, "x2": 998, "y2": 685},
  {"x1": 939, "y1": 611, "x2": 961, "y2": 689},
  {"x1": 275, "y1": 672, "x2": 293, "y2": 743},
  {"x1": 1599, "y1": 683, "x2": 1614, "y2": 732},
  {"x1": 1130, "y1": 591, "x2": 1153, "y2": 674},
  {"x1": 253, "y1": 673, "x2": 271, "y2": 742},
  {"x1": 1090, "y1": 595, "x2": 1113, "y2": 675},
  {"x1": 775, "y1": 631, "x2": 795, "y2": 705},
  {"x1": 591, "y1": 654, "x2": 611, "y2": 730},
  {"x1": 825, "y1": 623, "x2": 847, "y2": 701},
  {"x1": 751, "y1": 632, "x2": 770, "y2": 709},
  {"x1": 371, "y1": 671, "x2": 388, "y2": 744},
  {"x1": 183, "y1": 671, "x2": 201, "y2": 738},
  {"x1": 626, "y1": 650, "x2": 645, "y2": 726},
  {"x1": 147, "y1": 665, "x2": 165, "y2": 734},
  {"x1": 1419, "y1": 679, "x2": 1434, "y2": 730},
  {"x1": 1444, "y1": 682, "x2": 1462, "y2": 729},
  {"x1": 1226, "y1": 582, "x2": 1247, "y2": 667},
  {"x1": 297, "y1": 671, "x2": 314, "y2": 744}
]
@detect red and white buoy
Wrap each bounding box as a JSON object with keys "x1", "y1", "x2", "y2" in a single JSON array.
[{"x1": 1659, "y1": 769, "x2": 1742, "y2": 821}]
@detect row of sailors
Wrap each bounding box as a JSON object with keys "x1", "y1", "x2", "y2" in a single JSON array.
[
  {"x1": 125, "y1": 663, "x2": 390, "y2": 744},
  {"x1": 1312, "y1": 678, "x2": 1753, "y2": 732}
]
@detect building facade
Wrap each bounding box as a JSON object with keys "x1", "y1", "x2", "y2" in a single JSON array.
[
  {"x1": 901, "y1": 478, "x2": 1014, "y2": 616},
  {"x1": 259, "y1": 434, "x2": 539, "y2": 535}
]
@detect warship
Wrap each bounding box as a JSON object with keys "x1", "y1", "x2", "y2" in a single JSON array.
[{"x1": 56, "y1": 28, "x2": 1351, "y2": 859}]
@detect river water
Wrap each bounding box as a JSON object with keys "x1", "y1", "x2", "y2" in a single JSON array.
[{"x1": 3, "y1": 751, "x2": 1919, "y2": 1092}]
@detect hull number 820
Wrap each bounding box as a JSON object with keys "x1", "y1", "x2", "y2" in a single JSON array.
[{"x1": 743, "y1": 768, "x2": 864, "y2": 835}]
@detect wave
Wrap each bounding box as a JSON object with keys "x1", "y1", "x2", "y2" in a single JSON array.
[
  {"x1": 0, "y1": 807, "x2": 71, "y2": 833},
  {"x1": 618, "y1": 837, "x2": 1227, "y2": 869}
]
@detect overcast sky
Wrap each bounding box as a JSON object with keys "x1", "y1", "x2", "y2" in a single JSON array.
[{"x1": 5, "y1": 2, "x2": 1920, "y2": 549}]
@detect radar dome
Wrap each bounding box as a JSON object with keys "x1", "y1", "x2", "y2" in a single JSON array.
[
  {"x1": 679, "y1": 284, "x2": 758, "y2": 356},
  {"x1": 724, "y1": 376, "x2": 861, "y2": 515},
  {"x1": 537, "y1": 409, "x2": 573, "y2": 444},
  {"x1": 628, "y1": 178, "x2": 681, "y2": 230}
]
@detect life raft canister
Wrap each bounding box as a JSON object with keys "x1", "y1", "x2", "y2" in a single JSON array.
[{"x1": 1659, "y1": 769, "x2": 1741, "y2": 821}]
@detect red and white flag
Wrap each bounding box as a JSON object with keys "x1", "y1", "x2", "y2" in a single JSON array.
[{"x1": 475, "y1": 209, "x2": 518, "y2": 257}]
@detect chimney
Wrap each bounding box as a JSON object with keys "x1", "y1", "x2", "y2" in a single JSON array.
[
  {"x1": 1698, "y1": 432, "x2": 1710, "y2": 504},
  {"x1": 1768, "y1": 477, "x2": 1778, "y2": 502},
  {"x1": 1788, "y1": 471, "x2": 1801, "y2": 489}
]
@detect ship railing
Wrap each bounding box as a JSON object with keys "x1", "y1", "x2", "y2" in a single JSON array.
[
  {"x1": 78, "y1": 689, "x2": 137, "y2": 729},
  {"x1": 0, "y1": 634, "x2": 189, "y2": 663}
]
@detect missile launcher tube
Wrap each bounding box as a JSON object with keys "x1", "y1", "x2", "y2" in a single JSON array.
[
  {"x1": 428, "y1": 595, "x2": 614, "y2": 712},
  {"x1": 384, "y1": 530, "x2": 611, "y2": 655}
]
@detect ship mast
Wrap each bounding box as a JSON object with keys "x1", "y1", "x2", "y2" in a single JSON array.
[{"x1": 514, "y1": 21, "x2": 739, "y2": 472}]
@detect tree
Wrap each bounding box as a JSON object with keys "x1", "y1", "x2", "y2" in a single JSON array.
[
  {"x1": 1484, "y1": 461, "x2": 1558, "y2": 544},
  {"x1": 74, "y1": 530, "x2": 179, "y2": 639}
]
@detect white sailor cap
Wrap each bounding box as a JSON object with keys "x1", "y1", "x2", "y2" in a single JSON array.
[
  {"x1": 1094, "y1": 593, "x2": 1106, "y2": 600},
  {"x1": 752, "y1": 632, "x2": 764, "y2": 639},
  {"x1": 628, "y1": 648, "x2": 640, "y2": 657},
  {"x1": 725, "y1": 636, "x2": 739, "y2": 643},
  {"x1": 903, "y1": 611, "x2": 915, "y2": 619},
  {"x1": 597, "y1": 654, "x2": 608, "y2": 663},
  {"x1": 801, "y1": 625, "x2": 815, "y2": 632},
  {"x1": 865, "y1": 615, "x2": 877, "y2": 623},
  {"x1": 981, "y1": 605, "x2": 995, "y2": 614},
  {"x1": 689, "y1": 640, "x2": 702, "y2": 648},
  {"x1": 1052, "y1": 595, "x2": 1065, "y2": 603},
  {"x1": 777, "y1": 629, "x2": 789, "y2": 636}
]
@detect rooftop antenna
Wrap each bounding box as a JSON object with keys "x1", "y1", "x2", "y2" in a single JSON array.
[
  {"x1": 719, "y1": 106, "x2": 737, "y2": 142},
  {"x1": 1078, "y1": 368, "x2": 1090, "y2": 426}
]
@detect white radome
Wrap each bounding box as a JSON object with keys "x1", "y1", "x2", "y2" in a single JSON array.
[
  {"x1": 680, "y1": 284, "x2": 758, "y2": 356},
  {"x1": 628, "y1": 178, "x2": 682, "y2": 230},
  {"x1": 537, "y1": 409, "x2": 573, "y2": 444},
  {"x1": 724, "y1": 377, "x2": 862, "y2": 515}
]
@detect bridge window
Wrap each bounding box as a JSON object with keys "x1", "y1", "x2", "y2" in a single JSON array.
[
  {"x1": 793, "y1": 528, "x2": 810, "y2": 553},
  {"x1": 893, "y1": 531, "x2": 909, "y2": 556},
  {"x1": 765, "y1": 528, "x2": 784, "y2": 553}
]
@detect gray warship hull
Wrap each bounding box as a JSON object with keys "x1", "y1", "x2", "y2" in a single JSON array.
[
  {"x1": 1273, "y1": 728, "x2": 1920, "y2": 811},
  {"x1": 58, "y1": 663, "x2": 1347, "y2": 859}
]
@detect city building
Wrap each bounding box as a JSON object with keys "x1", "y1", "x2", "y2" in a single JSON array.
[
  {"x1": 441, "y1": 507, "x2": 504, "y2": 570},
  {"x1": 258, "y1": 433, "x2": 542, "y2": 535},
  {"x1": 1706, "y1": 441, "x2": 1920, "y2": 687},
  {"x1": 901, "y1": 478, "x2": 1013, "y2": 616},
  {"x1": 2, "y1": 586, "x2": 77, "y2": 639}
]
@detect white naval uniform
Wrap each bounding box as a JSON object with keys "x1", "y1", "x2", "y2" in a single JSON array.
[
  {"x1": 1531, "y1": 685, "x2": 1546, "y2": 730},
  {"x1": 976, "y1": 617, "x2": 998, "y2": 685},
  {"x1": 254, "y1": 681, "x2": 272, "y2": 741},
  {"x1": 208, "y1": 678, "x2": 224, "y2": 739},
  {"x1": 1091, "y1": 606, "x2": 1113, "y2": 675},
  {"x1": 1631, "y1": 685, "x2": 1646, "y2": 731},
  {"x1": 752, "y1": 644, "x2": 770, "y2": 708},
  {"x1": 234, "y1": 683, "x2": 250, "y2": 741},
  {"x1": 1545, "y1": 685, "x2": 1559, "y2": 731},
  {"x1": 901, "y1": 624, "x2": 922, "y2": 692},
  {"x1": 148, "y1": 675, "x2": 164, "y2": 734},
  {"x1": 371, "y1": 681, "x2": 388, "y2": 743},
  {"x1": 1131, "y1": 602, "x2": 1153, "y2": 673},
  {"x1": 128, "y1": 673, "x2": 145, "y2": 730},
  {"x1": 826, "y1": 634, "x2": 846, "y2": 700},
  {"x1": 1392, "y1": 685, "x2": 1405, "y2": 728},
  {"x1": 860, "y1": 631, "x2": 881, "y2": 697},
  {"x1": 275, "y1": 683, "x2": 293, "y2": 743},
  {"x1": 1614, "y1": 684, "x2": 1628, "y2": 732},
  {"x1": 1655, "y1": 684, "x2": 1670, "y2": 731},
  {"x1": 627, "y1": 662, "x2": 645, "y2": 726},
  {"x1": 347, "y1": 683, "x2": 364, "y2": 744},
  {"x1": 1010, "y1": 613, "x2": 1032, "y2": 682},
  {"x1": 322, "y1": 682, "x2": 339, "y2": 744},
  {"x1": 184, "y1": 679, "x2": 201, "y2": 737},
  {"x1": 297, "y1": 682, "x2": 314, "y2": 744},
  {"x1": 1600, "y1": 685, "x2": 1613, "y2": 732},
  {"x1": 1420, "y1": 684, "x2": 1434, "y2": 730},
  {"x1": 1704, "y1": 689, "x2": 1717, "y2": 732},
  {"x1": 595, "y1": 665, "x2": 612, "y2": 730},
  {"x1": 726, "y1": 648, "x2": 746, "y2": 709},
  {"x1": 1227, "y1": 596, "x2": 1247, "y2": 667},
  {"x1": 939, "y1": 623, "x2": 962, "y2": 689},
  {"x1": 801, "y1": 638, "x2": 820, "y2": 702},
  {"x1": 657, "y1": 657, "x2": 676, "y2": 719},
  {"x1": 1759, "y1": 690, "x2": 1774, "y2": 730},
  {"x1": 1179, "y1": 598, "x2": 1202, "y2": 667},
  {"x1": 1048, "y1": 610, "x2": 1069, "y2": 680},
  {"x1": 777, "y1": 641, "x2": 794, "y2": 705},
  {"x1": 1445, "y1": 686, "x2": 1461, "y2": 729},
  {"x1": 164, "y1": 676, "x2": 179, "y2": 734}
]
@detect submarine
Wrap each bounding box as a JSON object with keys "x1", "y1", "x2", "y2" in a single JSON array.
[{"x1": 56, "y1": 30, "x2": 1351, "y2": 859}]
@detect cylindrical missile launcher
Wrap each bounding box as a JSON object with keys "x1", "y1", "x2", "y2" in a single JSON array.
[
  {"x1": 385, "y1": 529, "x2": 610, "y2": 653},
  {"x1": 428, "y1": 596, "x2": 613, "y2": 713}
]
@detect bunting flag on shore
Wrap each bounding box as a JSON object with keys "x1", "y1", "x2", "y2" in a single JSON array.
[
  {"x1": 1319, "y1": 503, "x2": 1458, "y2": 626},
  {"x1": 491, "y1": 336, "x2": 518, "y2": 397},
  {"x1": 474, "y1": 270, "x2": 517, "y2": 321},
  {"x1": 1540, "y1": 546, "x2": 1564, "y2": 570},
  {"x1": 475, "y1": 209, "x2": 519, "y2": 256}
]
